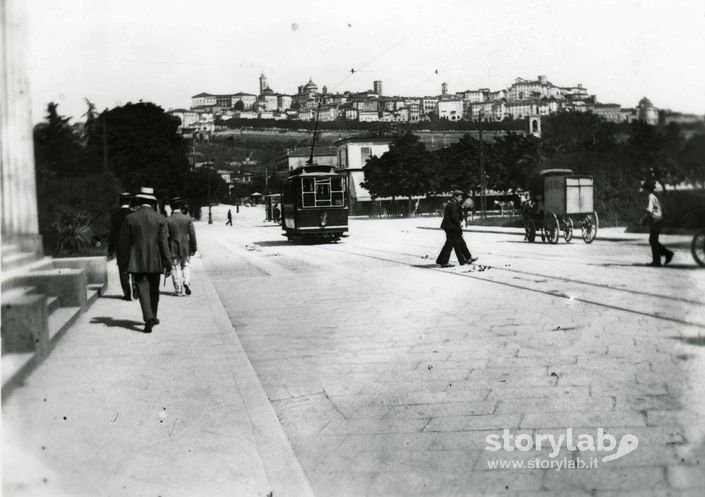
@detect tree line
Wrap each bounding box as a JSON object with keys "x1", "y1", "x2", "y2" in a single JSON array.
[
  {"x1": 33, "y1": 101, "x2": 228, "y2": 255},
  {"x1": 361, "y1": 112, "x2": 705, "y2": 223}
]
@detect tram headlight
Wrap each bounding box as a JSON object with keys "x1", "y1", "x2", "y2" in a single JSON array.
[{"x1": 320, "y1": 212, "x2": 327, "y2": 227}]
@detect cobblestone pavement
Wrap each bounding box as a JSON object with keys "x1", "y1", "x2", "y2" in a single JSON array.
[{"x1": 203, "y1": 204, "x2": 705, "y2": 497}]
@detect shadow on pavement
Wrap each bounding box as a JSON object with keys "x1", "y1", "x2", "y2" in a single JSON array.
[
  {"x1": 601, "y1": 262, "x2": 700, "y2": 270},
  {"x1": 257, "y1": 239, "x2": 340, "y2": 246},
  {"x1": 671, "y1": 336, "x2": 705, "y2": 347},
  {"x1": 90, "y1": 316, "x2": 144, "y2": 332},
  {"x1": 254, "y1": 240, "x2": 291, "y2": 247},
  {"x1": 102, "y1": 294, "x2": 130, "y2": 300}
]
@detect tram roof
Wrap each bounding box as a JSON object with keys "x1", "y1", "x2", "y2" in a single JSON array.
[
  {"x1": 288, "y1": 164, "x2": 343, "y2": 177},
  {"x1": 535, "y1": 168, "x2": 574, "y2": 177}
]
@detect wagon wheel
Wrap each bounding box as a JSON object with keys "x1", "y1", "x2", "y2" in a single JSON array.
[
  {"x1": 524, "y1": 219, "x2": 537, "y2": 243},
  {"x1": 581, "y1": 212, "x2": 598, "y2": 244},
  {"x1": 562, "y1": 216, "x2": 574, "y2": 243},
  {"x1": 543, "y1": 213, "x2": 560, "y2": 244},
  {"x1": 692, "y1": 229, "x2": 705, "y2": 267}
]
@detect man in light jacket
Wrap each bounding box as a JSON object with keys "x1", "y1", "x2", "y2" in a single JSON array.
[{"x1": 167, "y1": 197, "x2": 198, "y2": 296}]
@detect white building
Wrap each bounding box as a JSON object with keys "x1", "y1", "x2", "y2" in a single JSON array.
[
  {"x1": 358, "y1": 111, "x2": 380, "y2": 122},
  {"x1": 437, "y1": 99, "x2": 464, "y2": 120},
  {"x1": 191, "y1": 92, "x2": 217, "y2": 108},
  {"x1": 168, "y1": 108, "x2": 200, "y2": 131},
  {"x1": 232, "y1": 92, "x2": 257, "y2": 110},
  {"x1": 278, "y1": 95, "x2": 293, "y2": 111},
  {"x1": 592, "y1": 103, "x2": 622, "y2": 122},
  {"x1": 422, "y1": 97, "x2": 439, "y2": 116}
]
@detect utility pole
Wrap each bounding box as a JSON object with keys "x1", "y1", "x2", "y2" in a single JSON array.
[
  {"x1": 479, "y1": 110, "x2": 486, "y2": 219},
  {"x1": 102, "y1": 112, "x2": 108, "y2": 172},
  {"x1": 207, "y1": 163, "x2": 213, "y2": 224}
]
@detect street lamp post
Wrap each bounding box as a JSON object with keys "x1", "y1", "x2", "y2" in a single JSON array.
[
  {"x1": 479, "y1": 109, "x2": 486, "y2": 219},
  {"x1": 207, "y1": 168, "x2": 213, "y2": 224}
]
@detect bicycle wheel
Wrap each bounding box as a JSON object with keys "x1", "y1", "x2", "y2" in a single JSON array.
[
  {"x1": 692, "y1": 230, "x2": 705, "y2": 267},
  {"x1": 562, "y1": 216, "x2": 574, "y2": 243},
  {"x1": 544, "y1": 213, "x2": 560, "y2": 244},
  {"x1": 582, "y1": 212, "x2": 598, "y2": 244}
]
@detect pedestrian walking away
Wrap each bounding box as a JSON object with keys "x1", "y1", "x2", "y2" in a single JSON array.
[
  {"x1": 640, "y1": 179, "x2": 673, "y2": 267},
  {"x1": 462, "y1": 196, "x2": 474, "y2": 227},
  {"x1": 436, "y1": 190, "x2": 478, "y2": 268},
  {"x1": 167, "y1": 197, "x2": 198, "y2": 296},
  {"x1": 108, "y1": 192, "x2": 135, "y2": 300},
  {"x1": 226, "y1": 208, "x2": 233, "y2": 226},
  {"x1": 272, "y1": 203, "x2": 281, "y2": 223},
  {"x1": 118, "y1": 187, "x2": 171, "y2": 333}
]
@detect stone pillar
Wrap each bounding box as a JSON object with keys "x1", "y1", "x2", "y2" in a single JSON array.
[{"x1": 1, "y1": 0, "x2": 42, "y2": 256}]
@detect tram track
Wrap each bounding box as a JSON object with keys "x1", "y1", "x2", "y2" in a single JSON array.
[
  {"x1": 313, "y1": 241, "x2": 705, "y2": 330},
  {"x1": 339, "y1": 241, "x2": 705, "y2": 307}
]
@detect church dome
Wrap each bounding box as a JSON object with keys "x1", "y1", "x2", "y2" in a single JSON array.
[{"x1": 303, "y1": 78, "x2": 318, "y2": 91}]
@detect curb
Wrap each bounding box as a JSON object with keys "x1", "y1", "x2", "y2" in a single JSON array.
[{"x1": 197, "y1": 257, "x2": 316, "y2": 497}]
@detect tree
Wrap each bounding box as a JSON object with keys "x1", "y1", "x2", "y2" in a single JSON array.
[
  {"x1": 33, "y1": 102, "x2": 122, "y2": 254},
  {"x1": 488, "y1": 132, "x2": 540, "y2": 193},
  {"x1": 183, "y1": 167, "x2": 229, "y2": 220},
  {"x1": 433, "y1": 133, "x2": 482, "y2": 194},
  {"x1": 233, "y1": 99, "x2": 245, "y2": 111},
  {"x1": 540, "y1": 110, "x2": 606, "y2": 154},
  {"x1": 680, "y1": 133, "x2": 705, "y2": 186},
  {"x1": 33, "y1": 102, "x2": 86, "y2": 178},
  {"x1": 85, "y1": 102, "x2": 190, "y2": 200},
  {"x1": 361, "y1": 132, "x2": 436, "y2": 214}
]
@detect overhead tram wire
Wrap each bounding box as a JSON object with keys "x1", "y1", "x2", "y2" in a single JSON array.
[{"x1": 306, "y1": 38, "x2": 405, "y2": 166}]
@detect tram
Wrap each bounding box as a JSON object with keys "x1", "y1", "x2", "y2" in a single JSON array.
[{"x1": 280, "y1": 164, "x2": 349, "y2": 242}]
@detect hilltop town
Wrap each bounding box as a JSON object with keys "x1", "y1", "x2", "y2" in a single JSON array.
[{"x1": 169, "y1": 73, "x2": 704, "y2": 137}]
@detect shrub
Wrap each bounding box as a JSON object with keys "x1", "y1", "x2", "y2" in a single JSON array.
[{"x1": 52, "y1": 207, "x2": 96, "y2": 254}]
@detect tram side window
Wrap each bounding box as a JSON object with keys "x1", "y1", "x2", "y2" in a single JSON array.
[
  {"x1": 331, "y1": 177, "x2": 345, "y2": 206},
  {"x1": 302, "y1": 178, "x2": 315, "y2": 207}
]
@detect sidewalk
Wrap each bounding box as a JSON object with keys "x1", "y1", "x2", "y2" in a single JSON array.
[{"x1": 2, "y1": 257, "x2": 314, "y2": 497}]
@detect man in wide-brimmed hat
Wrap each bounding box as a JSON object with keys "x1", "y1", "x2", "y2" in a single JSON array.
[
  {"x1": 436, "y1": 190, "x2": 478, "y2": 268},
  {"x1": 167, "y1": 196, "x2": 197, "y2": 296},
  {"x1": 118, "y1": 187, "x2": 171, "y2": 333}
]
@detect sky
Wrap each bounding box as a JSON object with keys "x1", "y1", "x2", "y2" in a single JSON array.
[{"x1": 21, "y1": 0, "x2": 705, "y2": 124}]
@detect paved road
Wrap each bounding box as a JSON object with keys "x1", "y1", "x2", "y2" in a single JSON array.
[{"x1": 203, "y1": 204, "x2": 705, "y2": 497}]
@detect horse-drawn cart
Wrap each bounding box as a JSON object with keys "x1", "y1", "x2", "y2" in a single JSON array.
[{"x1": 522, "y1": 169, "x2": 598, "y2": 244}]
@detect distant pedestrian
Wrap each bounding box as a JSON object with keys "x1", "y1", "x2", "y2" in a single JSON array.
[
  {"x1": 272, "y1": 203, "x2": 281, "y2": 223},
  {"x1": 118, "y1": 187, "x2": 171, "y2": 333},
  {"x1": 167, "y1": 197, "x2": 198, "y2": 296},
  {"x1": 226, "y1": 209, "x2": 233, "y2": 226},
  {"x1": 462, "y1": 196, "x2": 474, "y2": 227},
  {"x1": 108, "y1": 192, "x2": 134, "y2": 300},
  {"x1": 640, "y1": 179, "x2": 673, "y2": 267},
  {"x1": 436, "y1": 190, "x2": 477, "y2": 268}
]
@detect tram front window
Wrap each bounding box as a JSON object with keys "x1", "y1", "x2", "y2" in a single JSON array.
[{"x1": 300, "y1": 176, "x2": 345, "y2": 208}]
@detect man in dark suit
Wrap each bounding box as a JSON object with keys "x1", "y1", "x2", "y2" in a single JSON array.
[
  {"x1": 436, "y1": 190, "x2": 478, "y2": 268},
  {"x1": 167, "y1": 197, "x2": 197, "y2": 296},
  {"x1": 108, "y1": 192, "x2": 133, "y2": 300},
  {"x1": 118, "y1": 187, "x2": 171, "y2": 333}
]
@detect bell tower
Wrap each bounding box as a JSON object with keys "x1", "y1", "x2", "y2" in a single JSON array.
[{"x1": 259, "y1": 73, "x2": 268, "y2": 96}]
